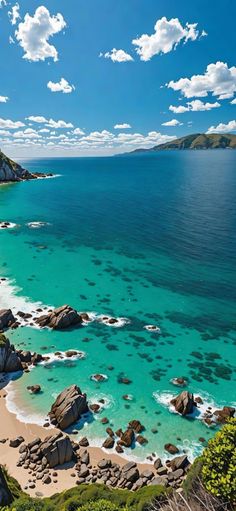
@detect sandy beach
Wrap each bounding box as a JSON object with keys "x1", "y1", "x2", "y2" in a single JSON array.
[{"x1": 0, "y1": 388, "x2": 151, "y2": 498}]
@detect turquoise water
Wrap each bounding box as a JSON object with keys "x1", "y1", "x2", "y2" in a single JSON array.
[{"x1": 0, "y1": 151, "x2": 236, "y2": 462}]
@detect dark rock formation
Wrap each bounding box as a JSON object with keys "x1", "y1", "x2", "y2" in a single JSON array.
[
  {"x1": 118, "y1": 428, "x2": 134, "y2": 448},
  {"x1": 35, "y1": 305, "x2": 82, "y2": 330},
  {"x1": 49, "y1": 384, "x2": 88, "y2": 430},
  {"x1": 164, "y1": 443, "x2": 179, "y2": 455},
  {"x1": 17, "y1": 433, "x2": 74, "y2": 469},
  {"x1": 0, "y1": 309, "x2": 15, "y2": 330},
  {"x1": 0, "y1": 334, "x2": 22, "y2": 372},
  {"x1": 171, "y1": 391, "x2": 195, "y2": 415},
  {"x1": 213, "y1": 406, "x2": 235, "y2": 424},
  {"x1": 0, "y1": 467, "x2": 13, "y2": 506}
]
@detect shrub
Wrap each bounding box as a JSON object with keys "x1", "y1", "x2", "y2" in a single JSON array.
[
  {"x1": 201, "y1": 418, "x2": 236, "y2": 503},
  {"x1": 77, "y1": 499, "x2": 129, "y2": 511}
]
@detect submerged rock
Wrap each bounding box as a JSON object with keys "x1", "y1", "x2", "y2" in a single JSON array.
[
  {"x1": 171, "y1": 391, "x2": 195, "y2": 416},
  {"x1": 49, "y1": 384, "x2": 88, "y2": 430},
  {"x1": 35, "y1": 305, "x2": 83, "y2": 330}
]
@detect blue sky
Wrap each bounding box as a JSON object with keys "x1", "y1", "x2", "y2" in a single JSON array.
[{"x1": 0, "y1": 0, "x2": 236, "y2": 156}]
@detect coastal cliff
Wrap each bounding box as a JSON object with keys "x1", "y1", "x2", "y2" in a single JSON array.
[
  {"x1": 128, "y1": 133, "x2": 236, "y2": 154},
  {"x1": 0, "y1": 150, "x2": 52, "y2": 182}
]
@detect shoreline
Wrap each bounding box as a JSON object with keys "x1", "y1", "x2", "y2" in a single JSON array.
[{"x1": 0, "y1": 387, "x2": 151, "y2": 498}]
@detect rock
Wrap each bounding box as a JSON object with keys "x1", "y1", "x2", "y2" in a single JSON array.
[
  {"x1": 128, "y1": 420, "x2": 144, "y2": 433},
  {"x1": 49, "y1": 384, "x2": 88, "y2": 430},
  {"x1": 122, "y1": 462, "x2": 139, "y2": 483},
  {"x1": 150, "y1": 477, "x2": 168, "y2": 487},
  {"x1": 141, "y1": 469, "x2": 154, "y2": 480},
  {"x1": 118, "y1": 429, "x2": 134, "y2": 448},
  {"x1": 0, "y1": 334, "x2": 22, "y2": 373},
  {"x1": 102, "y1": 437, "x2": 115, "y2": 449},
  {"x1": 136, "y1": 435, "x2": 148, "y2": 445},
  {"x1": 169, "y1": 455, "x2": 189, "y2": 471},
  {"x1": 172, "y1": 468, "x2": 184, "y2": 479},
  {"x1": 27, "y1": 385, "x2": 41, "y2": 394},
  {"x1": 81, "y1": 451, "x2": 90, "y2": 465},
  {"x1": 35, "y1": 305, "x2": 82, "y2": 330},
  {"x1": 97, "y1": 459, "x2": 111, "y2": 469},
  {"x1": 21, "y1": 433, "x2": 75, "y2": 468},
  {"x1": 156, "y1": 466, "x2": 167, "y2": 476},
  {"x1": 89, "y1": 404, "x2": 100, "y2": 413},
  {"x1": 9, "y1": 436, "x2": 24, "y2": 448},
  {"x1": 42, "y1": 475, "x2": 51, "y2": 484},
  {"x1": 115, "y1": 445, "x2": 124, "y2": 454},
  {"x1": 0, "y1": 151, "x2": 49, "y2": 182},
  {"x1": 0, "y1": 309, "x2": 15, "y2": 330},
  {"x1": 106, "y1": 427, "x2": 114, "y2": 437},
  {"x1": 213, "y1": 406, "x2": 235, "y2": 424},
  {"x1": 195, "y1": 396, "x2": 203, "y2": 404},
  {"x1": 154, "y1": 458, "x2": 162, "y2": 470},
  {"x1": 79, "y1": 437, "x2": 89, "y2": 447},
  {"x1": 79, "y1": 465, "x2": 89, "y2": 478},
  {"x1": 170, "y1": 391, "x2": 195, "y2": 416},
  {"x1": 164, "y1": 443, "x2": 179, "y2": 455},
  {"x1": 171, "y1": 377, "x2": 187, "y2": 387},
  {"x1": 101, "y1": 417, "x2": 109, "y2": 424}
]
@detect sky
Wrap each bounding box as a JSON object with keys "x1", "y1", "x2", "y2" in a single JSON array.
[{"x1": 0, "y1": 0, "x2": 236, "y2": 157}]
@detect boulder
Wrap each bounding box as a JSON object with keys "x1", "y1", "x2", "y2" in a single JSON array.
[
  {"x1": 0, "y1": 335, "x2": 22, "y2": 373},
  {"x1": 38, "y1": 433, "x2": 74, "y2": 467},
  {"x1": 118, "y1": 429, "x2": 134, "y2": 448},
  {"x1": 128, "y1": 420, "x2": 144, "y2": 433},
  {"x1": 122, "y1": 462, "x2": 139, "y2": 483},
  {"x1": 164, "y1": 443, "x2": 179, "y2": 455},
  {"x1": 102, "y1": 437, "x2": 115, "y2": 449},
  {"x1": 171, "y1": 391, "x2": 195, "y2": 416},
  {"x1": 35, "y1": 305, "x2": 82, "y2": 330},
  {"x1": 9, "y1": 437, "x2": 24, "y2": 448},
  {"x1": 27, "y1": 385, "x2": 41, "y2": 394},
  {"x1": 169, "y1": 455, "x2": 189, "y2": 472},
  {"x1": 0, "y1": 309, "x2": 15, "y2": 330},
  {"x1": 49, "y1": 384, "x2": 88, "y2": 430},
  {"x1": 213, "y1": 406, "x2": 235, "y2": 424}
]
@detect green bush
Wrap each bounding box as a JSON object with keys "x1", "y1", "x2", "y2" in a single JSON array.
[
  {"x1": 201, "y1": 417, "x2": 236, "y2": 502},
  {"x1": 77, "y1": 499, "x2": 129, "y2": 511}
]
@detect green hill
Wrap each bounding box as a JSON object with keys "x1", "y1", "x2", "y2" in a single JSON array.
[{"x1": 129, "y1": 133, "x2": 236, "y2": 153}]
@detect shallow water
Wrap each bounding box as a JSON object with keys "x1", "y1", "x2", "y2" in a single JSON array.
[{"x1": 0, "y1": 151, "x2": 235, "y2": 462}]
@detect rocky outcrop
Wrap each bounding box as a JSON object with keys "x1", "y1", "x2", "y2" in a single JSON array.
[
  {"x1": 16, "y1": 433, "x2": 74, "y2": 470},
  {"x1": 49, "y1": 385, "x2": 89, "y2": 430},
  {"x1": 213, "y1": 406, "x2": 235, "y2": 424},
  {"x1": 35, "y1": 305, "x2": 83, "y2": 330},
  {"x1": 0, "y1": 309, "x2": 15, "y2": 331},
  {"x1": 0, "y1": 334, "x2": 22, "y2": 373},
  {"x1": 0, "y1": 467, "x2": 13, "y2": 506},
  {"x1": 171, "y1": 391, "x2": 195, "y2": 416},
  {"x1": 0, "y1": 150, "x2": 52, "y2": 182}
]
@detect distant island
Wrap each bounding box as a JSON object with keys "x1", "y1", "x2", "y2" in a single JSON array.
[
  {"x1": 127, "y1": 133, "x2": 236, "y2": 154},
  {"x1": 0, "y1": 150, "x2": 52, "y2": 182}
]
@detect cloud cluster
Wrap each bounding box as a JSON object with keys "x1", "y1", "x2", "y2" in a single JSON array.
[
  {"x1": 132, "y1": 17, "x2": 205, "y2": 61},
  {"x1": 15, "y1": 6, "x2": 66, "y2": 62},
  {"x1": 0, "y1": 95, "x2": 9, "y2": 103},
  {"x1": 168, "y1": 61, "x2": 236, "y2": 99},
  {"x1": 207, "y1": 120, "x2": 236, "y2": 134},
  {"x1": 47, "y1": 78, "x2": 75, "y2": 94},
  {"x1": 0, "y1": 118, "x2": 25, "y2": 129},
  {"x1": 27, "y1": 116, "x2": 73, "y2": 128},
  {"x1": 8, "y1": 3, "x2": 20, "y2": 25},
  {"x1": 169, "y1": 99, "x2": 221, "y2": 113},
  {"x1": 101, "y1": 49, "x2": 133, "y2": 63}
]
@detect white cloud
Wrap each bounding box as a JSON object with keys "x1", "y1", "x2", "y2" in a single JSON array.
[
  {"x1": 132, "y1": 17, "x2": 205, "y2": 61},
  {"x1": 101, "y1": 49, "x2": 133, "y2": 63},
  {"x1": 0, "y1": 118, "x2": 25, "y2": 129},
  {"x1": 167, "y1": 61, "x2": 236, "y2": 99},
  {"x1": 231, "y1": 98, "x2": 236, "y2": 105},
  {"x1": 0, "y1": 130, "x2": 11, "y2": 136},
  {"x1": 8, "y1": 3, "x2": 20, "y2": 25},
  {"x1": 46, "y1": 119, "x2": 74, "y2": 129},
  {"x1": 15, "y1": 6, "x2": 66, "y2": 62},
  {"x1": 47, "y1": 78, "x2": 75, "y2": 94},
  {"x1": 13, "y1": 128, "x2": 41, "y2": 139},
  {"x1": 73, "y1": 128, "x2": 85, "y2": 135},
  {"x1": 27, "y1": 116, "x2": 48, "y2": 123},
  {"x1": 207, "y1": 120, "x2": 236, "y2": 134},
  {"x1": 39, "y1": 128, "x2": 50, "y2": 133},
  {"x1": 114, "y1": 123, "x2": 131, "y2": 129},
  {"x1": 169, "y1": 99, "x2": 221, "y2": 113},
  {"x1": 162, "y1": 119, "x2": 182, "y2": 126},
  {"x1": 0, "y1": 0, "x2": 7, "y2": 7},
  {"x1": 0, "y1": 95, "x2": 9, "y2": 103}
]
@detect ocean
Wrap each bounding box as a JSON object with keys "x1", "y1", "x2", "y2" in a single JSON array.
[{"x1": 0, "y1": 150, "x2": 235, "y2": 463}]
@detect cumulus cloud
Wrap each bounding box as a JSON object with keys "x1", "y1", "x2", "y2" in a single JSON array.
[
  {"x1": 0, "y1": 95, "x2": 9, "y2": 103},
  {"x1": 73, "y1": 128, "x2": 85, "y2": 135},
  {"x1": 114, "y1": 123, "x2": 131, "y2": 129},
  {"x1": 169, "y1": 99, "x2": 221, "y2": 114},
  {"x1": 167, "y1": 61, "x2": 236, "y2": 99},
  {"x1": 47, "y1": 78, "x2": 75, "y2": 94},
  {"x1": 206, "y1": 120, "x2": 236, "y2": 134},
  {"x1": 8, "y1": 3, "x2": 20, "y2": 25},
  {"x1": 27, "y1": 116, "x2": 48, "y2": 123},
  {"x1": 12, "y1": 128, "x2": 41, "y2": 139},
  {"x1": 132, "y1": 17, "x2": 205, "y2": 61},
  {"x1": 162, "y1": 119, "x2": 182, "y2": 126},
  {"x1": 100, "y1": 48, "x2": 133, "y2": 63},
  {"x1": 0, "y1": 118, "x2": 25, "y2": 129},
  {"x1": 46, "y1": 119, "x2": 74, "y2": 129},
  {"x1": 15, "y1": 6, "x2": 66, "y2": 62}
]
